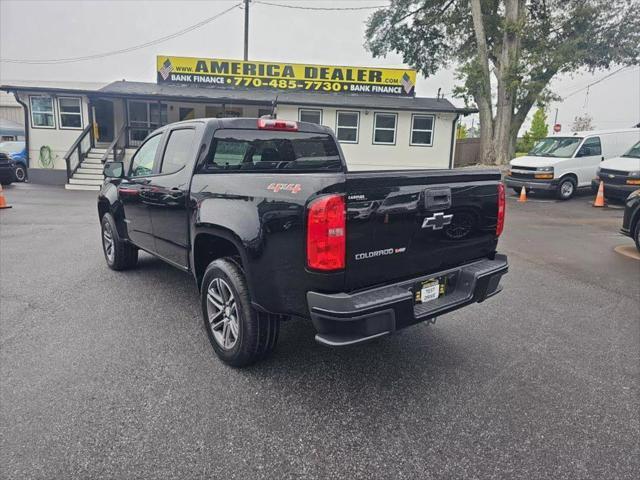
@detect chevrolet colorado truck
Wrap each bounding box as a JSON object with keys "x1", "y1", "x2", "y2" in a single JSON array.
[{"x1": 98, "y1": 117, "x2": 508, "y2": 367}]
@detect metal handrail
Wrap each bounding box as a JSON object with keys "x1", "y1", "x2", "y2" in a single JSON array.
[
  {"x1": 100, "y1": 124, "x2": 129, "y2": 164},
  {"x1": 63, "y1": 124, "x2": 93, "y2": 180}
]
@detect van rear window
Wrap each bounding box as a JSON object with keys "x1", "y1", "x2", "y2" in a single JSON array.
[{"x1": 206, "y1": 130, "x2": 342, "y2": 172}]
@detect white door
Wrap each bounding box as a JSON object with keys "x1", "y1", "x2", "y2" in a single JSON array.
[{"x1": 573, "y1": 137, "x2": 602, "y2": 186}]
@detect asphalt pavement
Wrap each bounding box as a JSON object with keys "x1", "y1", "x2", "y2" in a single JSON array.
[{"x1": 1, "y1": 183, "x2": 638, "y2": 480}]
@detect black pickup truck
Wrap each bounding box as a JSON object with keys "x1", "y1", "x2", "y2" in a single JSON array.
[{"x1": 98, "y1": 117, "x2": 508, "y2": 366}]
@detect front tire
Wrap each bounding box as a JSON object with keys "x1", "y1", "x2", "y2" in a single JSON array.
[
  {"x1": 556, "y1": 177, "x2": 576, "y2": 200},
  {"x1": 101, "y1": 213, "x2": 138, "y2": 270},
  {"x1": 14, "y1": 165, "x2": 26, "y2": 182},
  {"x1": 201, "y1": 258, "x2": 279, "y2": 367}
]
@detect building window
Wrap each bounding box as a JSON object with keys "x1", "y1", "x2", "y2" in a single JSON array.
[
  {"x1": 299, "y1": 108, "x2": 322, "y2": 125},
  {"x1": 58, "y1": 97, "x2": 83, "y2": 129},
  {"x1": 128, "y1": 101, "x2": 167, "y2": 146},
  {"x1": 410, "y1": 114, "x2": 434, "y2": 146},
  {"x1": 179, "y1": 107, "x2": 195, "y2": 121},
  {"x1": 30, "y1": 96, "x2": 55, "y2": 128},
  {"x1": 373, "y1": 112, "x2": 397, "y2": 145},
  {"x1": 336, "y1": 111, "x2": 359, "y2": 143}
]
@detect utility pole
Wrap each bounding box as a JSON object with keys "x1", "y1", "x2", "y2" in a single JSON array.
[{"x1": 243, "y1": 0, "x2": 250, "y2": 61}]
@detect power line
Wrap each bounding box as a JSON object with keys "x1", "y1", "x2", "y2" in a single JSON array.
[
  {"x1": 254, "y1": 1, "x2": 387, "y2": 11},
  {"x1": 0, "y1": 3, "x2": 242, "y2": 65},
  {"x1": 561, "y1": 66, "x2": 633, "y2": 99}
]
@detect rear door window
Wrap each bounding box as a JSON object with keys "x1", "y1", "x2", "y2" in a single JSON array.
[
  {"x1": 205, "y1": 130, "x2": 342, "y2": 172},
  {"x1": 160, "y1": 128, "x2": 196, "y2": 174}
]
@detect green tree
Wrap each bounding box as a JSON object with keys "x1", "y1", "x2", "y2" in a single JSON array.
[
  {"x1": 456, "y1": 123, "x2": 468, "y2": 139},
  {"x1": 528, "y1": 107, "x2": 549, "y2": 144},
  {"x1": 365, "y1": 0, "x2": 639, "y2": 164}
]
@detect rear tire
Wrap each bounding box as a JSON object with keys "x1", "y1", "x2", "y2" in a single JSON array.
[
  {"x1": 556, "y1": 177, "x2": 576, "y2": 200},
  {"x1": 201, "y1": 258, "x2": 279, "y2": 367},
  {"x1": 101, "y1": 213, "x2": 138, "y2": 270},
  {"x1": 634, "y1": 222, "x2": 640, "y2": 253},
  {"x1": 512, "y1": 188, "x2": 522, "y2": 195}
]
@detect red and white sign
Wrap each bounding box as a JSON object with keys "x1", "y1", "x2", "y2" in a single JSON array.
[{"x1": 553, "y1": 123, "x2": 561, "y2": 133}]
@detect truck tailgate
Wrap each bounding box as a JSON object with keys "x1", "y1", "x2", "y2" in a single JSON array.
[{"x1": 345, "y1": 169, "x2": 502, "y2": 291}]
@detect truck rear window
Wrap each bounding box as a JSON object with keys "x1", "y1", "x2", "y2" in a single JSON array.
[{"x1": 205, "y1": 130, "x2": 342, "y2": 172}]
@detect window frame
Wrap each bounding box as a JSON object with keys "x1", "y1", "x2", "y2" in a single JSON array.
[
  {"x1": 577, "y1": 136, "x2": 602, "y2": 158},
  {"x1": 298, "y1": 108, "x2": 323, "y2": 125},
  {"x1": 29, "y1": 95, "x2": 56, "y2": 129},
  {"x1": 57, "y1": 96, "x2": 84, "y2": 130},
  {"x1": 129, "y1": 132, "x2": 164, "y2": 178},
  {"x1": 335, "y1": 110, "x2": 360, "y2": 144},
  {"x1": 409, "y1": 114, "x2": 435, "y2": 147},
  {"x1": 203, "y1": 129, "x2": 344, "y2": 174},
  {"x1": 372, "y1": 112, "x2": 398, "y2": 146},
  {"x1": 159, "y1": 127, "x2": 197, "y2": 175}
]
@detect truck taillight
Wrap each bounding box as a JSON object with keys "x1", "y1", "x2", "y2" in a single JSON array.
[
  {"x1": 257, "y1": 118, "x2": 298, "y2": 131},
  {"x1": 307, "y1": 194, "x2": 346, "y2": 271},
  {"x1": 496, "y1": 183, "x2": 506, "y2": 237}
]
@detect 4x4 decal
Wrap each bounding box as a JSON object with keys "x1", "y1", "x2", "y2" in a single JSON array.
[{"x1": 267, "y1": 183, "x2": 302, "y2": 194}]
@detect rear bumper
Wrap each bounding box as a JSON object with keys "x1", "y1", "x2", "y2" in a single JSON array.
[
  {"x1": 590, "y1": 179, "x2": 638, "y2": 199},
  {"x1": 307, "y1": 254, "x2": 508, "y2": 347},
  {"x1": 504, "y1": 176, "x2": 557, "y2": 191}
]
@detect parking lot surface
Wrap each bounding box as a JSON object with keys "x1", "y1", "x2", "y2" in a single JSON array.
[{"x1": 1, "y1": 184, "x2": 638, "y2": 479}]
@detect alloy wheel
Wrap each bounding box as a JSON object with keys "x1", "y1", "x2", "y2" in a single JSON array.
[
  {"x1": 14, "y1": 166, "x2": 26, "y2": 182},
  {"x1": 206, "y1": 278, "x2": 239, "y2": 350},
  {"x1": 102, "y1": 222, "x2": 115, "y2": 263}
]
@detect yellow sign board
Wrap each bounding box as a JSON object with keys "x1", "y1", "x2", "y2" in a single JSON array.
[{"x1": 157, "y1": 56, "x2": 416, "y2": 96}]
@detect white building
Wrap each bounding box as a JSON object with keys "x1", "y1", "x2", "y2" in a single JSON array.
[{"x1": 0, "y1": 59, "x2": 474, "y2": 189}]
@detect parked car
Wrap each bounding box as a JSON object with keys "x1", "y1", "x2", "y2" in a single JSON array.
[
  {"x1": 0, "y1": 141, "x2": 27, "y2": 182},
  {"x1": 591, "y1": 140, "x2": 640, "y2": 200},
  {"x1": 621, "y1": 189, "x2": 640, "y2": 251},
  {"x1": 97, "y1": 118, "x2": 508, "y2": 367},
  {"x1": 504, "y1": 128, "x2": 640, "y2": 200}
]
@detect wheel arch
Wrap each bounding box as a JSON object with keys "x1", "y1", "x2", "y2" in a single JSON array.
[
  {"x1": 558, "y1": 172, "x2": 578, "y2": 184},
  {"x1": 192, "y1": 225, "x2": 252, "y2": 294}
]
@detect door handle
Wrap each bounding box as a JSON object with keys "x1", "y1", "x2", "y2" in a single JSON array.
[{"x1": 424, "y1": 187, "x2": 452, "y2": 210}]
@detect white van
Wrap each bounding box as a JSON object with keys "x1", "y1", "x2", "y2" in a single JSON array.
[
  {"x1": 504, "y1": 128, "x2": 640, "y2": 200},
  {"x1": 591, "y1": 140, "x2": 640, "y2": 200}
]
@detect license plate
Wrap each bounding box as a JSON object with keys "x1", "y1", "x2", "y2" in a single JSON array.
[{"x1": 415, "y1": 277, "x2": 446, "y2": 304}]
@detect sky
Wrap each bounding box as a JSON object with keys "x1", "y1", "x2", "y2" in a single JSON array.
[{"x1": 1, "y1": 0, "x2": 638, "y2": 134}]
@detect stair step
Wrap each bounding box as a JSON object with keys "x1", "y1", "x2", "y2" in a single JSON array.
[
  {"x1": 74, "y1": 168, "x2": 104, "y2": 177},
  {"x1": 69, "y1": 178, "x2": 103, "y2": 186},
  {"x1": 65, "y1": 183, "x2": 100, "y2": 191},
  {"x1": 83, "y1": 158, "x2": 103, "y2": 164},
  {"x1": 80, "y1": 163, "x2": 103, "y2": 170},
  {"x1": 73, "y1": 173, "x2": 104, "y2": 180},
  {"x1": 91, "y1": 148, "x2": 108, "y2": 153}
]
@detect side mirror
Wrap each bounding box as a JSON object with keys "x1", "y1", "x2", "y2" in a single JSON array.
[{"x1": 103, "y1": 161, "x2": 124, "y2": 178}]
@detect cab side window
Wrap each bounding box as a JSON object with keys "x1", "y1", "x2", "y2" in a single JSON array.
[
  {"x1": 577, "y1": 137, "x2": 602, "y2": 157},
  {"x1": 160, "y1": 128, "x2": 196, "y2": 174},
  {"x1": 130, "y1": 134, "x2": 162, "y2": 177}
]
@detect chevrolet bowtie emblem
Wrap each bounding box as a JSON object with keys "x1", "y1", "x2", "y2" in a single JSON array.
[{"x1": 422, "y1": 212, "x2": 453, "y2": 230}]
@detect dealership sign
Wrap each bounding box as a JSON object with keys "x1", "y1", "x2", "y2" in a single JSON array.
[{"x1": 156, "y1": 56, "x2": 416, "y2": 96}]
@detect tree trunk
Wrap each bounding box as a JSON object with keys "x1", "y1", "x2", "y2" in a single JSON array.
[
  {"x1": 469, "y1": 0, "x2": 496, "y2": 164},
  {"x1": 493, "y1": 0, "x2": 525, "y2": 165}
]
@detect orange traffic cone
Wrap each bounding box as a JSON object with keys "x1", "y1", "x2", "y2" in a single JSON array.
[
  {"x1": 0, "y1": 184, "x2": 12, "y2": 209},
  {"x1": 593, "y1": 181, "x2": 605, "y2": 207},
  {"x1": 518, "y1": 186, "x2": 527, "y2": 203}
]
